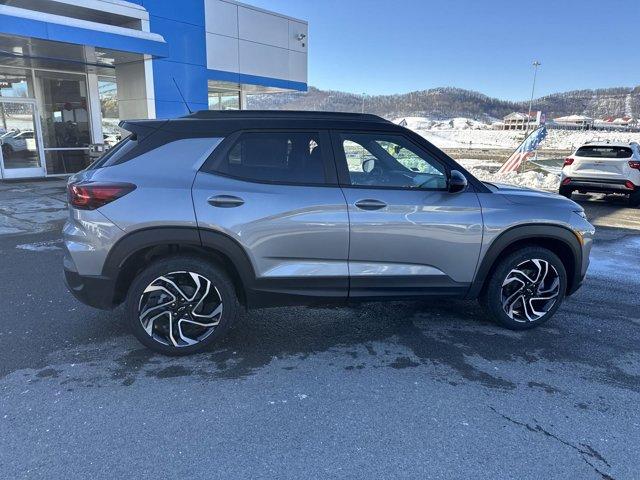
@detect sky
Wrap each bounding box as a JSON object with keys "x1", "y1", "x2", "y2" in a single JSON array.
[{"x1": 248, "y1": 0, "x2": 639, "y2": 101}]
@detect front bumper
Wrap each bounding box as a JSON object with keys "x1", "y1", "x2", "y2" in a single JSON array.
[
  {"x1": 63, "y1": 254, "x2": 116, "y2": 310},
  {"x1": 565, "y1": 220, "x2": 594, "y2": 297}
]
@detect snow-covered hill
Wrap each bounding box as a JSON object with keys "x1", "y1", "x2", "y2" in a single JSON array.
[
  {"x1": 247, "y1": 85, "x2": 640, "y2": 121},
  {"x1": 394, "y1": 116, "x2": 492, "y2": 131}
]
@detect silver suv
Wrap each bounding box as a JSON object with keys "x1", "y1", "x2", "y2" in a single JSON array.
[{"x1": 63, "y1": 111, "x2": 594, "y2": 355}]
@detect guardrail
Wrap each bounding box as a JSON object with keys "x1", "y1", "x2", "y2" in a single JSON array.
[{"x1": 442, "y1": 148, "x2": 572, "y2": 161}]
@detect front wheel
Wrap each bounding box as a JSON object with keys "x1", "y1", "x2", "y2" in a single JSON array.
[
  {"x1": 125, "y1": 255, "x2": 240, "y2": 355},
  {"x1": 479, "y1": 247, "x2": 567, "y2": 330}
]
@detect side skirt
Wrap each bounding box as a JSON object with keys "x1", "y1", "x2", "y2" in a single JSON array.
[{"x1": 246, "y1": 275, "x2": 469, "y2": 308}]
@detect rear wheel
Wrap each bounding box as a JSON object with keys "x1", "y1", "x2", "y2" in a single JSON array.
[
  {"x1": 480, "y1": 247, "x2": 567, "y2": 330},
  {"x1": 629, "y1": 189, "x2": 640, "y2": 207},
  {"x1": 558, "y1": 185, "x2": 573, "y2": 199},
  {"x1": 125, "y1": 255, "x2": 239, "y2": 355}
]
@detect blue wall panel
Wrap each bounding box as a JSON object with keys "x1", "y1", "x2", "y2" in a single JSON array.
[
  {"x1": 150, "y1": 16, "x2": 206, "y2": 67},
  {"x1": 137, "y1": 0, "x2": 205, "y2": 27},
  {"x1": 0, "y1": 14, "x2": 168, "y2": 57},
  {"x1": 155, "y1": 100, "x2": 208, "y2": 119},
  {"x1": 152, "y1": 60, "x2": 208, "y2": 105},
  {"x1": 140, "y1": 0, "x2": 208, "y2": 118}
]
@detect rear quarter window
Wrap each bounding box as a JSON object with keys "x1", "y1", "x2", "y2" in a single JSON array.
[
  {"x1": 575, "y1": 146, "x2": 632, "y2": 158},
  {"x1": 87, "y1": 132, "x2": 135, "y2": 169}
]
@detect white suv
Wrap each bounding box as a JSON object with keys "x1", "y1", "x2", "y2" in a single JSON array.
[{"x1": 559, "y1": 141, "x2": 640, "y2": 206}]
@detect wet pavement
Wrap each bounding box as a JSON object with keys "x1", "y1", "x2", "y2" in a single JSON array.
[{"x1": 0, "y1": 181, "x2": 639, "y2": 479}]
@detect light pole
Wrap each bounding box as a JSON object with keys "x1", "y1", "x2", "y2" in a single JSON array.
[
  {"x1": 526, "y1": 60, "x2": 541, "y2": 133},
  {"x1": 361, "y1": 92, "x2": 366, "y2": 113}
]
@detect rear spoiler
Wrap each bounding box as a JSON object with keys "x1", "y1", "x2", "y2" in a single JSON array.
[{"x1": 118, "y1": 120, "x2": 169, "y2": 142}]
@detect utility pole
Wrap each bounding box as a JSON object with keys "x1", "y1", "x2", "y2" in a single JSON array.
[
  {"x1": 361, "y1": 92, "x2": 366, "y2": 114},
  {"x1": 526, "y1": 60, "x2": 541, "y2": 134}
]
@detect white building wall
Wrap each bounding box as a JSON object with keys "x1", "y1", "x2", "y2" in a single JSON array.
[{"x1": 204, "y1": 0, "x2": 308, "y2": 85}]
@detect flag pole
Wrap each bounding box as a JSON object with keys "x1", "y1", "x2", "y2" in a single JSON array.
[{"x1": 522, "y1": 60, "x2": 541, "y2": 173}]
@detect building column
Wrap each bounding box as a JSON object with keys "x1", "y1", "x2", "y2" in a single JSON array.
[
  {"x1": 86, "y1": 70, "x2": 104, "y2": 145},
  {"x1": 239, "y1": 90, "x2": 248, "y2": 110},
  {"x1": 114, "y1": 55, "x2": 156, "y2": 120}
]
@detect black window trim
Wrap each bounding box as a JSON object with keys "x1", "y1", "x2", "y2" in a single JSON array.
[
  {"x1": 201, "y1": 129, "x2": 339, "y2": 187},
  {"x1": 330, "y1": 129, "x2": 451, "y2": 192}
]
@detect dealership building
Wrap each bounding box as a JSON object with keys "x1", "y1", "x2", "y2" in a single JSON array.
[{"x1": 0, "y1": 0, "x2": 308, "y2": 179}]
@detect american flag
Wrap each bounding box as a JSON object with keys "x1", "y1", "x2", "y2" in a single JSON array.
[{"x1": 497, "y1": 126, "x2": 548, "y2": 174}]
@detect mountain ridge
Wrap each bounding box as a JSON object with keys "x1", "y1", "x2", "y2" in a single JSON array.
[{"x1": 246, "y1": 85, "x2": 640, "y2": 122}]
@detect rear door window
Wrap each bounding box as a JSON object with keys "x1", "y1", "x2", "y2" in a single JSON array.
[
  {"x1": 576, "y1": 146, "x2": 633, "y2": 158},
  {"x1": 214, "y1": 131, "x2": 329, "y2": 185}
]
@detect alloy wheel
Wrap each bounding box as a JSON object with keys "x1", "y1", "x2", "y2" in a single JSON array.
[
  {"x1": 501, "y1": 258, "x2": 560, "y2": 323},
  {"x1": 138, "y1": 271, "x2": 223, "y2": 348}
]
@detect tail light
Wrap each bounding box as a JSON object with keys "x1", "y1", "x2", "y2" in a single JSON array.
[
  {"x1": 563, "y1": 157, "x2": 574, "y2": 167},
  {"x1": 561, "y1": 177, "x2": 572, "y2": 185},
  {"x1": 625, "y1": 180, "x2": 635, "y2": 190},
  {"x1": 68, "y1": 182, "x2": 136, "y2": 210},
  {"x1": 629, "y1": 161, "x2": 640, "y2": 170}
]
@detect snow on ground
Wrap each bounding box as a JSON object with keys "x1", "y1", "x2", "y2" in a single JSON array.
[
  {"x1": 402, "y1": 119, "x2": 640, "y2": 151},
  {"x1": 458, "y1": 159, "x2": 561, "y2": 191}
]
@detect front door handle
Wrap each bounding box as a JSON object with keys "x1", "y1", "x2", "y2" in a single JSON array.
[
  {"x1": 207, "y1": 195, "x2": 245, "y2": 208},
  {"x1": 354, "y1": 199, "x2": 387, "y2": 211}
]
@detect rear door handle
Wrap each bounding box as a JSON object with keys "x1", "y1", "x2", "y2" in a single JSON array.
[
  {"x1": 207, "y1": 195, "x2": 245, "y2": 208},
  {"x1": 354, "y1": 199, "x2": 387, "y2": 211}
]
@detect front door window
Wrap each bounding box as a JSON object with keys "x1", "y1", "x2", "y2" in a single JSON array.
[{"x1": 337, "y1": 132, "x2": 447, "y2": 190}]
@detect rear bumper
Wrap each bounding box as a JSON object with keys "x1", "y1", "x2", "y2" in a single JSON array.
[
  {"x1": 63, "y1": 255, "x2": 116, "y2": 310},
  {"x1": 563, "y1": 177, "x2": 636, "y2": 194}
]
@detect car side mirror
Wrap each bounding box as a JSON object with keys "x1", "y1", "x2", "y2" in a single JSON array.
[
  {"x1": 448, "y1": 170, "x2": 468, "y2": 193},
  {"x1": 362, "y1": 158, "x2": 375, "y2": 173}
]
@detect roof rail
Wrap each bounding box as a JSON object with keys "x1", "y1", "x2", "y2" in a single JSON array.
[{"x1": 181, "y1": 110, "x2": 390, "y2": 123}]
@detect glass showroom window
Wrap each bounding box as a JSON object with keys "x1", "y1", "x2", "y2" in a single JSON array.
[
  {"x1": 0, "y1": 67, "x2": 33, "y2": 99},
  {"x1": 36, "y1": 70, "x2": 92, "y2": 174},
  {"x1": 208, "y1": 88, "x2": 240, "y2": 111},
  {"x1": 98, "y1": 76, "x2": 122, "y2": 148}
]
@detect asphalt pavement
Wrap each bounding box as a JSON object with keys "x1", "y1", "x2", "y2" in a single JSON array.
[{"x1": 1, "y1": 182, "x2": 639, "y2": 479}]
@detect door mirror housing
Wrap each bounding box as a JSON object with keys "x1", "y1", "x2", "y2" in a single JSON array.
[
  {"x1": 448, "y1": 170, "x2": 468, "y2": 193},
  {"x1": 362, "y1": 158, "x2": 376, "y2": 173}
]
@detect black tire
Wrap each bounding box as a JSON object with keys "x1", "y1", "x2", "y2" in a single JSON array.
[
  {"x1": 629, "y1": 189, "x2": 640, "y2": 207},
  {"x1": 558, "y1": 185, "x2": 573, "y2": 199},
  {"x1": 479, "y1": 247, "x2": 567, "y2": 330},
  {"x1": 125, "y1": 255, "x2": 240, "y2": 355}
]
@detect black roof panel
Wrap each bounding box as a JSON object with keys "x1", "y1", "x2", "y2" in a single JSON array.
[{"x1": 182, "y1": 110, "x2": 390, "y2": 124}]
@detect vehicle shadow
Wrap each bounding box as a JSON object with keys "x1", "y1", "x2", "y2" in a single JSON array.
[{"x1": 102, "y1": 280, "x2": 640, "y2": 393}]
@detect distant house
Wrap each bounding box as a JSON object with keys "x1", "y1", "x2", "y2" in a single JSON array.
[
  {"x1": 612, "y1": 116, "x2": 635, "y2": 126},
  {"x1": 593, "y1": 115, "x2": 637, "y2": 131},
  {"x1": 502, "y1": 112, "x2": 540, "y2": 130},
  {"x1": 553, "y1": 115, "x2": 594, "y2": 129}
]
